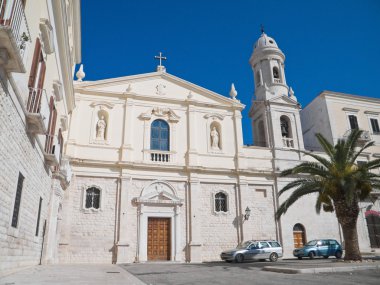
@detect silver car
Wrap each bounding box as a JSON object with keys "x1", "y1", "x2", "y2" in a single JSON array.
[{"x1": 220, "y1": 240, "x2": 283, "y2": 263}]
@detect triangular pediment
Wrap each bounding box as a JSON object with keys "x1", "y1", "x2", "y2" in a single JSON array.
[
  {"x1": 268, "y1": 94, "x2": 300, "y2": 107},
  {"x1": 133, "y1": 181, "x2": 183, "y2": 205},
  {"x1": 75, "y1": 72, "x2": 244, "y2": 109}
]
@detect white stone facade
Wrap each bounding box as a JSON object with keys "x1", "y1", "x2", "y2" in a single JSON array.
[
  {"x1": 0, "y1": 0, "x2": 81, "y2": 275},
  {"x1": 2, "y1": 5, "x2": 380, "y2": 271}
]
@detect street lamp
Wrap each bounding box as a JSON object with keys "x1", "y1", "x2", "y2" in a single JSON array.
[{"x1": 244, "y1": 206, "x2": 251, "y2": 220}]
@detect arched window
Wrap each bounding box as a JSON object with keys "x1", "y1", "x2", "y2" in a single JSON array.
[
  {"x1": 293, "y1": 223, "x2": 306, "y2": 249},
  {"x1": 85, "y1": 187, "x2": 101, "y2": 209},
  {"x1": 215, "y1": 192, "x2": 227, "y2": 212},
  {"x1": 151, "y1": 119, "x2": 170, "y2": 151},
  {"x1": 273, "y1": 66, "x2": 279, "y2": 79},
  {"x1": 280, "y1": 116, "x2": 292, "y2": 138}
]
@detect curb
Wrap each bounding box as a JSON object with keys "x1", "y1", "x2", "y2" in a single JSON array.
[{"x1": 262, "y1": 264, "x2": 380, "y2": 274}]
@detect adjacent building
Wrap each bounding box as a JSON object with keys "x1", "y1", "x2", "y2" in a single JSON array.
[{"x1": 0, "y1": 0, "x2": 81, "y2": 274}]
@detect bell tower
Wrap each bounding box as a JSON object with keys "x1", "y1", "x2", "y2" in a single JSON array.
[{"x1": 248, "y1": 31, "x2": 304, "y2": 151}]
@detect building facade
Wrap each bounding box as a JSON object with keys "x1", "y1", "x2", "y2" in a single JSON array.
[
  {"x1": 58, "y1": 32, "x2": 379, "y2": 264},
  {"x1": 0, "y1": 0, "x2": 81, "y2": 274},
  {"x1": 1, "y1": 3, "x2": 379, "y2": 271}
]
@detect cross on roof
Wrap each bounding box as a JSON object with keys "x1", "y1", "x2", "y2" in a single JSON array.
[
  {"x1": 260, "y1": 24, "x2": 265, "y2": 34},
  {"x1": 155, "y1": 52, "x2": 167, "y2": 67}
]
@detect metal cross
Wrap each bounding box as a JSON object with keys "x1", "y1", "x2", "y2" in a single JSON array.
[
  {"x1": 260, "y1": 24, "x2": 265, "y2": 34},
  {"x1": 155, "y1": 52, "x2": 167, "y2": 66}
]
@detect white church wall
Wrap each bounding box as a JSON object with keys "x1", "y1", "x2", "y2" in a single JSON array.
[
  {"x1": 277, "y1": 178, "x2": 342, "y2": 258},
  {"x1": 59, "y1": 176, "x2": 117, "y2": 263},
  {"x1": 242, "y1": 185, "x2": 277, "y2": 242},
  {"x1": 200, "y1": 183, "x2": 238, "y2": 261}
]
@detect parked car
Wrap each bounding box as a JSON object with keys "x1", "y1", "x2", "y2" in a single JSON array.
[
  {"x1": 220, "y1": 240, "x2": 283, "y2": 263},
  {"x1": 293, "y1": 239, "x2": 343, "y2": 259}
]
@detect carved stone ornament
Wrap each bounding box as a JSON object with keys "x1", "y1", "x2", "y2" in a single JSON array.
[
  {"x1": 156, "y1": 83, "x2": 166, "y2": 95},
  {"x1": 139, "y1": 107, "x2": 180, "y2": 122},
  {"x1": 204, "y1": 113, "x2": 225, "y2": 120}
]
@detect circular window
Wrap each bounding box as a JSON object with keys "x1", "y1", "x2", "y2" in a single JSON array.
[{"x1": 269, "y1": 40, "x2": 274, "y2": 44}]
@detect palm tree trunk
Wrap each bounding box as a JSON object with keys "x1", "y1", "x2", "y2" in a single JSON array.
[
  {"x1": 334, "y1": 200, "x2": 362, "y2": 261},
  {"x1": 340, "y1": 221, "x2": 362, "y2": 261}
]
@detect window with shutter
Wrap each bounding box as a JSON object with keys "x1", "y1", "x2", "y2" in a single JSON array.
[
  {"x1": 348, "y1": 115, "x2": 359, "y2": 129},
  {"x1": 370, "y1": 118, "x2": 380, "y2": 133}
]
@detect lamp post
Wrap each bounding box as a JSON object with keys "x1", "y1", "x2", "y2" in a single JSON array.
[{"x1": 244, "y1": 206, "x2": 251, "y2": 220}]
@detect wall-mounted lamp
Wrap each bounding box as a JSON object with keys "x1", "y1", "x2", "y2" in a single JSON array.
[{"x1": 244, "y1": 206, "x2": 251, "y2": 220}]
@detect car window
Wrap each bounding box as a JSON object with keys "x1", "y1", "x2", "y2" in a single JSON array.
[
  {"x1": 237, "y1": 241, "x2": 251, "y2": 249},
  {"x1": 329, "y1": 240, "x2": 338, "y2": 245},
  {"x1": 259, "y1": 242, "x2": 270, "y2": 248},
  {"x1": 249, "y1": 243, "x2": 258, "y2": 249},
  {"x1": 268, "y1": 241, "x2": 281, "y2": 247},
  {"x1": 306, "y1": 240, "x2": 317, "y2": 246}
]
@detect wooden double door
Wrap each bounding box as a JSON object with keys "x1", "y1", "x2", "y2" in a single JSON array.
[{"x1": 147, "y1": 217, "x2": 171, "y2": 261}]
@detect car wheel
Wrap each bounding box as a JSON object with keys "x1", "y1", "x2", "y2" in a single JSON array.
[
  {"x1": 225, "y1": 260, "x2": 232, "y2": 263},
  {"x1": 297, "y1": 256, "x2": 302, "y2": 260},
  {"x1": 335, "y1": 251, "x2": 342, "y2": 259},
  {"x1": 269, "y1": 252, "x2": 278, "y2": 262},
  {"x1": 235, "y1": 254, "x2": 244, "y2": 263},
  {"x1": 323, "y1": 255, "x2": 329, "y2": 259},
  {"x1": 308, "y1": 252, "x2": 315, "y2": 259}
]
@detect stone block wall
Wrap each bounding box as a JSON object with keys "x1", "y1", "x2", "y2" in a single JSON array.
[
  {"x1": 200, "y1": 183, "x2": 238, "y2": 261},
  {"x1": 59, "y1": 176, "x2": 117, "y2": 263},
  {"x1": 0, "y1": 87, "x2": 52, "y2": 273}
]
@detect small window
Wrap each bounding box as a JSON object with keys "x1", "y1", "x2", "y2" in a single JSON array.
[
  {"x1": 215, "y1": 192, "x2": 227, "y2": 212},
  {"x1": 11, "y1": 173, "x2": 24, "y2": 228},
  {"x1": 370, "y1": 118, "x2": 380, "y2": 133},
  {"x1": 35, "y1": 197, "x2": 43, "y2": 236},
  {"x1": 348, "y1": 115, "x2": 359, "y2": 129},
  {"x1": 85, "y1": 187, "x2": 101, "y2": 209}
]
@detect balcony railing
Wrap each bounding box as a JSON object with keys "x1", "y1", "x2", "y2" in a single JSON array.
[
  {"x1": 0, "y1": 0, "x2": 31, "y2": 73},
  {"x1": 25, "y1": 87, "x2": 50, "y2": 134},
  {"x1": 282, "y1": 137, "x2": 294, "y2": 148},
  {"x1": 343, "y1": 129, "x2": 371, "y2": 142},
  {"x1": 145, "y1": 150, "x2": 174, "y2": 163},
  {"x1": 53, "y1": 157, "x2": 72, "y2": 189},
  {"x1": 44, "y1": 135, "x2": 61, "y2": 166},
  {"x1": 274, "y1": 78, "x2": 281, "y2": 83}
]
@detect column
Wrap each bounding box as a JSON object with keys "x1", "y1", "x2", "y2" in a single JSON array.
[
  {"x1": 121, "y1": 100, "x2": 135, "y2": 161},
  {"x1": 187, "y1": 103, "x2": 199, "y2": 166},
  {"x1": 174, "y1": 205, "x2": 181, "y2": 261},
  {"x1": 189, "y1": 179, "x2": 202, "y2": 262},
  {"x1": 116, "y1": 177, "x2": 131, "y2": 263}
]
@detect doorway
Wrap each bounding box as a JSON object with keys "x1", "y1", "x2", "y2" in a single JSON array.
[{"x1": 147, "y1": 217, "x2": 171, "y2": 260}]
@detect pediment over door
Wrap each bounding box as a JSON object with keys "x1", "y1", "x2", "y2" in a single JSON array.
[{"x1": 133, "y1": 181, "x2": 183, "y2": 206}]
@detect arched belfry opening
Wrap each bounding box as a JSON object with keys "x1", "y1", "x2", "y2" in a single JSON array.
[{"x1": 280, "y1": 115, "x2": 294, "y2": 148}]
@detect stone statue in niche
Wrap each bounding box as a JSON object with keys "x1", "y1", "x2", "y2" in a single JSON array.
[
  {"x1": 211, "y1": 127, "x2": 220, "y2": 150},
  {"x1": 96, "y1": 115, "x2": 106, "y2": 140}
]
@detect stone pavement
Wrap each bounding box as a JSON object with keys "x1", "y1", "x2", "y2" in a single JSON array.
[
  {"x1": 1, "y1": 257, "x2": 380, "y2": 285},
  {"x1": 262, "y1": 255, "x2": 380, "y2": 274},
  {"x1": 0, "y1": 264, "x2": 145, "y2": 285}
]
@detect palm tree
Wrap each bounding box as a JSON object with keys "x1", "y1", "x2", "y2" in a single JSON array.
[{"x1": 276, "y1": 129, "x2": 380, "y2": 261}]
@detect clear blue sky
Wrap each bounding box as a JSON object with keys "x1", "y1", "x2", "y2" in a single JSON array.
[{"x1": 80, "y1": 0, "x2": 380, "y2": 145}]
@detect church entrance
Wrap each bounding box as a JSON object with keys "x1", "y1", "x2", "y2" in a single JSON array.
[
  {"x1": 293, "y1": 223, "x2": 306, "y2": 248},
  {"x1": 147, "y1": 217, "x2": 171, "y2": 260}
]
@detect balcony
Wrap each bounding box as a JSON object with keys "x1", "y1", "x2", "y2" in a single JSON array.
[
  {"x1": 0, "y1": 0, "x2": 31, "y2": 73},
  {"x1": 53, "y1": 157, "x2": 72, "y2": 189},
  {"x1": 44, "y1": 135, "x2": 61, "y2": 166},
  {"x1": 343, "y1": 129, "x2": 371, "y2": 142},
  {"x1": 282, "y1": 137, "x2": 294, "y2": 148},
  {"x1": 25, "y1": 87, "x2": 50, "y2": 134},
  {"x1": 144, "y1": 150, "x2": 175, "y2": 163}
]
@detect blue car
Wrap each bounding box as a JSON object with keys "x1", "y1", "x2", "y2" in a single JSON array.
[{"x1": 293, "y1": 239, "x2": 343, "y2": 259}]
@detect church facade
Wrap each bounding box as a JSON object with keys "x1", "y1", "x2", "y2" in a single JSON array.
[{"x1": 58, "y1": 32, "x2": 379, "y2": 264}]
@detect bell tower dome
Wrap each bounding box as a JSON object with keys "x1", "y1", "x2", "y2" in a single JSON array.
[
  {"x1": 249, "y1": 31, "x2": 304, "y2": 152},
  {"x1": 249, "y1": 32, "x2": 289, "y2": 101}
]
